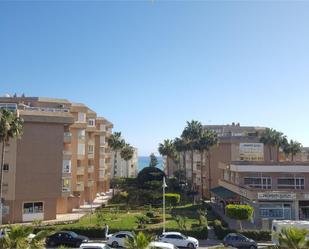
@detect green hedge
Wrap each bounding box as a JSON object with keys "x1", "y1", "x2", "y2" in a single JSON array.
[
  {"x1": 225, "y1": 204, "x2": 254, "y2": 221},
  {"x1": 165, "y1": 193, "x2": 181, "y2": 207},
  {"x1": 213, "y1": 220, "x2": 270, "y2": 241}
]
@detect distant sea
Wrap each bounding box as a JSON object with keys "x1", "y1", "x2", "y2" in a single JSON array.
[{"x1": 138, "y1": 156, "x2": 163, "y2": 171}]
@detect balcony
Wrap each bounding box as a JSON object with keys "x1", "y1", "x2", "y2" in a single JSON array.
[
  {"x1": 63, "y1": 150, "x2": 72, "y2": 159},
  {"x1": 88, "y1": 153, "x2": 94, "y2": 159},
  {"x1": 76, "y1": 182, "x2": 84, "y2": 191},
  {"x1": 62, "y1": 187, "x2": 71, "y2": 193},
  {"x1": 87, "y1": 180, "x2": 94, "y2": 187},
  {"x1": 88, "y1": 165, "x2": 94, "y2": 173},
  {"x1": 64, "y1": 132, "x2": 72, "y2": 143},
  {"x1": 76, "y1": 166, "x2": 84, "y2": 175}
]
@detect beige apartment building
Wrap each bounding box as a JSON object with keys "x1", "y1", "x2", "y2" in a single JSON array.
[
  {"x1": 0, "y1": 96, "x2": 113, "y2": 223},
  {"x1": 172, "y1": 124, "x2": 270, "y2": 197}
]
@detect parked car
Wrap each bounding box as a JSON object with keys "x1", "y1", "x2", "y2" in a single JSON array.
[
  {"x1": 148, "y1": 241, "x2": 179, "y2": 249},
  {"x1": 107, "y1": 231, "x2": 133, "y2": 248},
  {"x1": 223, "y1": 233, "x2": 257, "y2": 249},
  {"x1": 80, "y1": 242, "x2": 111, "y2": 249},
  {"x1": 158, "y1": 232, "x2": 199, "y2": 249},
  {"x1": 46, "y1": 231, "x2": 89, "y2": 248}
]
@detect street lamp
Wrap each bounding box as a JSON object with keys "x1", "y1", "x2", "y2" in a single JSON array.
[{"x1": 162, "y1": 176, "x2": 168, "y2": 233}]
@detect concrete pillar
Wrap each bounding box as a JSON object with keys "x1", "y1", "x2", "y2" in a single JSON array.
[{"x1": 294, "y1": 200, "x2": 299, "y2": 220}]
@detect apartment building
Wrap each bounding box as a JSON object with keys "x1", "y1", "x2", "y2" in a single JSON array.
[
  {"x1": 111, "y1": 147, "x2": 138, "y2": 178},
  {"x1": 175, "y1": 123, "x2": 269, "y2": 197},
  {"x1": 0, "y1": 96, "x2": 113, "y2": 223},
  {"x1": 217, "y1": 161, "x2": 309, "y2": 227}
]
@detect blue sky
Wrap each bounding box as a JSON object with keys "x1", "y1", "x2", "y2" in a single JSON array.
[{"x1": 1, "y1": 1, "x2": 309, "y2": 156}]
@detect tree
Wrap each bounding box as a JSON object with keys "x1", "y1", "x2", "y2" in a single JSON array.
[
  {"x1": 174, "y1": 137, "x2": 188, "y2": 182},
  {"x1": 0, "y1": 109, "x2": 23, "y2": 224},
  {"x1": 108, "y1": 132, "x2": 125, "y2": 176},
  {"x1": 149, "y1": 153, "x2": 158, "y2": 167},
  {"x1": 276, "y1": 227, "x2": 309, "y2": 249},
  {"x1": 181, "y1": 120, "x2": 203, "y2": 187},
  {"x1": 120, "y1": 143, "x2": 134, "y2": 177},
  {"x1": 158, "y1": 139, "x2": 177, "y2": 177},
  {"x1": 0, "y1": 225, "x2": 50, "y2": 249},
  {"x1": 260, "y1": 128, "x2": 286, "y2": 162},
  {"x1": 124, "y1": 232, "x2": 153, "y2": 249},
  {"x1": 283, "y1": 140, "x2": 302, "y2": 162},
  {"x1": 225, "y1": 204, "x2": 254, "y2": 231},
  {"x1": 194, "y1": 129, "x2": 218, "y2": 197}
]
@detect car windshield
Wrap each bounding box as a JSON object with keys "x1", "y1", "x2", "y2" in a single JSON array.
[{"x1": 68, "y1": 231, "x2": 78, "y2": 238}]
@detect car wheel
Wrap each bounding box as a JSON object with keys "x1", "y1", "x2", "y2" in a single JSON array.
[
  {"x1": 76, "y1": 242, "x2": 82, "y2": 247},
  {"x1": 187, "y1": 242, "x2": 195, "y2": 249},
  {"x1": 112, "y1": 241, "x2": 119, "y2": 248}
]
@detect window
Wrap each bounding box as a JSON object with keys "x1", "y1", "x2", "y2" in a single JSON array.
[
  {"x1": 244, "y1": 177, "x2": 272, "y2": 189},
  {"x1": 88, "y1": 145, "x2": 94, "y2": 154},
  {"x1": 78, "y1": 129, "x2": 85, "y2": 140},
  {"x1": 78, "y1": 112, "x2": 86, "y2": 122},
  {"x1": 116, "y1": 234, "x2": 126, "y2": 238},
  {"x1": 259, "y1": 204, "x2": 291, "y2": 219},
  {"x1": 3, "y1": 164, "x2": 9, "y2": 171},
  {"x1": 223, "y1": 170, "x2": 230, "y2": 181},
  {"x1": 277, "y1": 177, "x2": 305, "y2": 189},
  {"x1": 100, "y1": 135, "x2": 105, "y2": 145},
  {"x1": 78, "y1": 144, "x2": 85, "y2": 155},
  {"x1": 62, "y1": 178, "x2": 71, "y2": 192},
  {"x1": 100, "y1": 146, "x2": 105, "y2": 155},
  {"x1": 88, "y1": 119, "x2": 95, "y2": 127},
  {"x1": 23, "y1": 202, "x2": 43, "y2": 214},
  {"x1": 62, "y1": 160, "x2": 71, "y2": 173},
  {"x1": 100, "y1": 124, "x2": 106, "y2": 131}
]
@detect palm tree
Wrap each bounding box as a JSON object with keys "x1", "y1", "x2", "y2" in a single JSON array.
[
  {"x1": 158, "y1": 139, "x2": 176, "y2": 177},
  {"x1": 124, "y1": 232, "x2": 153, "y2": 249},
  {"x1": 181, "y1": 120, "x2": 203, "y2": 187},
  {"x1": 174, "y1": 137, "x2": 188, "y2": 182},
  {"x1": 277, "y1": 226, "x2": 309, "y2": 249},
  {"x1": 120, "y1": 143, "x2": 134, "y2": 177},
  {"x1": 0, "y1": 109, "x2": 23, "y2": 224},
  {"x1": 260, "y1": 128, "x2": 285, "y2": 162},
  {"x1": 107, "y1": 132, "x2": 125, "y2": 176},
  {"x1": 0, "y1": 225, "x2": 50, "y2": 249},
  {"x1": 283, "y1": 140, "x2": 302, "y2": 161}
]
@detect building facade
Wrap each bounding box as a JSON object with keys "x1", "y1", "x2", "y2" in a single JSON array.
[
  {"x1": 175, "y1": 123, "x2": 269, "y2": 197},
  {"x1": 217, "y1": 161, "x2": 309, "y2": 228},
  {"x1": 0, "y1": 96, "x2": 113, "y2": 223},
  {"x1": 111, "y1": 147, "x2": 138, "y2": 178}
]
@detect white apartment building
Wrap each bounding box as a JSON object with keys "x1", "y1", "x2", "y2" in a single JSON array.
[{"x1": 111, "y1": 147, "x2": 138, "y2": 178}]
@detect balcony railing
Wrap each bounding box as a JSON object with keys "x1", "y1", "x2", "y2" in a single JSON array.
[
  {"x1": 76, "y1": 167, "x2": 84, "y2": 175},
  {"x1": 62, "y1": 187, "x2": 71, "y2": 192},
  {"x1": 87, "y1": 180, "x2": 94, "y2": 187},
  {"x1": 76, "y1": 182, "x2": 84, "y2": 191},
  {"x1": 24, "y1": 106, "x2": 70, "y2": 113},
  {"x1": 88, "y1": 165, "x2": 94, "y2": 173}
]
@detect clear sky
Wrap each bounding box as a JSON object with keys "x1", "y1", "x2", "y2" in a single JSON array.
[{"x1": 1, "y1": 1, "x2": 309, "y2": 156}]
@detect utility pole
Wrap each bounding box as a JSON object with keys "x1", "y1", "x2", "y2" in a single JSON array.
[{"x1": 162, "y1": 177, "x2": 167, "y2": 233}]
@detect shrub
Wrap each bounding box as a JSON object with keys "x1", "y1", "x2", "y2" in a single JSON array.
[
  {"x1": 225, "y1": 204, "x2": 254, "y2": 231},
  {"x1": 165, "y1": 193, "x2": 181, "y2": 207},
  {"x1": 145, "y1": 211, "x2": 156, "y2": 218}
]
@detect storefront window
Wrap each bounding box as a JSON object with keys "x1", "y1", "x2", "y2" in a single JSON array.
[
  {"x1": 259, "y1": 204, "x2": 291, "y2": 219},
  {"x1": 23, "y1": 202, "x2": 43, "y2": 214}
]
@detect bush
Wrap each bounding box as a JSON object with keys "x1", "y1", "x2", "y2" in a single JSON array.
[
  {"x1": 213, "y1": 220, "x2": 271, "y2": 241},
  {"x1": 165, "y1": 193, "x2": 181, "y2": 207},
  {"x1": 145, "y1": 211, "x2": 156, "y2": 218},
  {"x1": 225, "y1": 204, "x2": 254, "y2": 221}
]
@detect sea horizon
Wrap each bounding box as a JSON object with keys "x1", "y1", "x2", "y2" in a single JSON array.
[{"x1": 138, "y1": 156, "x2": 163, "y2": 171}]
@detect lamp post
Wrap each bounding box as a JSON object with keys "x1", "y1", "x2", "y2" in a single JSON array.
[{"x1": 162, "y1": 176, "x2": 167, "y2": 233}]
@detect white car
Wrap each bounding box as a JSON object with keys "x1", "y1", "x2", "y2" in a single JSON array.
[
  {"x1": 80, "y1": 242, "x2": 111, "y2": 249},
  {"x1": 148, "y1": 241, "x2": 179, "y2": 249},
  {"x1": 158, "y1": 232, "x2": 199, "y2": 249},
  {"x1": 107, "y1": 231, "x2": 133, "y2": 248}
]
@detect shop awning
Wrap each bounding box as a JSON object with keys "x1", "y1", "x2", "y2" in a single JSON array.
[{"x1": 211, "y1": 186, "x2": 237, "y2": 199}]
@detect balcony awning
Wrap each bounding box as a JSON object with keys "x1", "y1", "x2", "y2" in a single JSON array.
[{"x1": 211, "y1": 186, "x2": 238, "y2": 199}]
